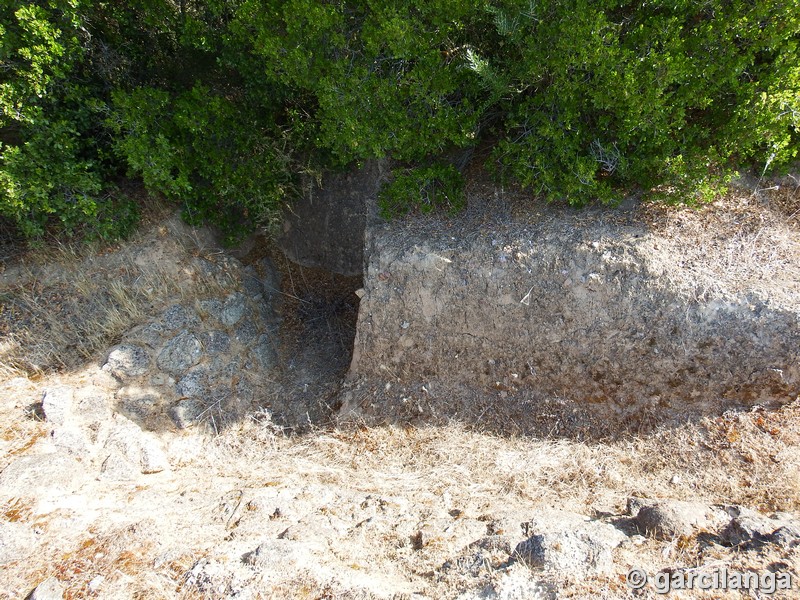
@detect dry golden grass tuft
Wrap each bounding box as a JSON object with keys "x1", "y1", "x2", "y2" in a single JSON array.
[
  {"x1": 0, "y1": 214, "x2": 238, "y2": 379},
  {"x1": 638, "y1": 178, "x2": 800, "y2": 307},
  {"x1": 203, "y1": 397, "x2": 800, "y2": 519}
]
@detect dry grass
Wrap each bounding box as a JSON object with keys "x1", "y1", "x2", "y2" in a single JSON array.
[
  {"x1": 204, "y1": 398, "x2": 800, "y2": 519},
  {"x1": 639, "y1": 173, "x2": 800, "y2": 306},
  {"x1": 3, "y1": 399, "x2": 799, "y2": 599},
  {"x1": 158, "y1": 399, "x2": 800, "y2": 598},
  {"x1": 0, "y1": 215, "x2": 238, "y2": 379}
]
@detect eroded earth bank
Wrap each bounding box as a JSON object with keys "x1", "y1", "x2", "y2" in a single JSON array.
[{"x1": 2, "y1": 175, "x2": 800, "y2": 599}]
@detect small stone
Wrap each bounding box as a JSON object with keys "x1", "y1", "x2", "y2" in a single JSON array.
[
  {"x1": 197, "y1": 299, "x2": 224, "y2": 323},
  {"x1": 170, "y1": 399, "x2": 206, "y2": 429},
  {"x1": 514, "y1": 511, "x2": 626, "y2": 576},
  {"x1": 157, "y1": 332, "x2": 202, "y2": 376},
  {"x1": 243, "y1": 540, "x2": 305, "y2": 569},
  {"x1": 242, "y1": 268, "x2": 263, "y2": 299},
  {"x1": 73, "y1": 389, "x2": 112, "y2": 423},
  {"x1": 234, "y1": 320, "x2": 258, "y2": 346},
  {"x1": 175, "y1": 368, "x2": 207, "y2": 399},
  {"x1": 100, "y1": 451, "x2": 139, "y2": 481},
  {"x1": 772, "y1": 525, "x2": 800, "y2": 548},
  {"x1": 118, "y1": 390, "x2": 160, "y2": 422},
  {"x1": 28, "y1": 576, "x2": 64, "y2": 600},
  {"x1": 104, "y1": 344, "x2": 151, "y2": 381},
  {"x1": 140, "y1": 436, "x2": 170, "y2": 474},
  {"x1": 721, "y1": 507, "x2": 800, "y2": 548},
  {"x1": 251, "y1": 334, "x2": 277, "y2": 370},
  {"x1": 161, "y1": 305, "x2": 200, "y2": 331},
  {"x1": 200, "y1": 331, "x2": 230, "y2": 355},
  {"x1": 192, "y1": 257, "x2": 219, "y2": 278},
  {"x1": 41, "y1": 386, "x2": 74, "y2": 426},
  {"x1": 221, "y1": 293, "x2": 247, "y2": 326},
  {"x1": 51, "y1": 426, "x2": 91, "y2": 457},
  {"x1": 634, "y1": 500, "x2": 726, "y2": 540},
  {"x1": 480, "y1": 565, "x2": 556, "y2": 600},
  {"x1": 514, "y1": 530, "x2": 617, "y2": 575},
  {"x1": 126, "y1": 322, "x2": 163, "y2": 349},
  {"x1": 104, "y1": 422, "x2": 144, "y2": 463}
]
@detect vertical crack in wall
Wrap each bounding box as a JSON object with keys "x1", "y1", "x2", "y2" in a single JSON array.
[{"x1": 243, "y1": 239, "x2": 363, "y2": 429}]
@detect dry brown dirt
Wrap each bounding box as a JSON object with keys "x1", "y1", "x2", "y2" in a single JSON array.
[{"x1": 0, "y1": 175, "x2": 799, "y2": 599}]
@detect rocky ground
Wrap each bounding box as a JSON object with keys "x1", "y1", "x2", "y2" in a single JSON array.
[{"x1": 1, "y1": 178, "x2": 800, "y2": 599}]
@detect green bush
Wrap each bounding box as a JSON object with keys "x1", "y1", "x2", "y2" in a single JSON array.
[
  {"x1": 379, "y1": 163, "x2": 465, "y2": 219},
  {"x1": 110, "y1": 85, "x2": 294, "y2": 244},
  {"x1": 482, "y1": 0, "x2": 800, "y2": 204},
  {"x1": 2, "y1": 0, "x2": 799, "y2": 239}
]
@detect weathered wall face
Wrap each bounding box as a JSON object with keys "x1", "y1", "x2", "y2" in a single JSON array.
[
  {"x1": 278, "y1": 160, "x2": 386, "y2": 277},
  {"x1": 348, "y1": 202, "x2": 800, "y2": 421}
]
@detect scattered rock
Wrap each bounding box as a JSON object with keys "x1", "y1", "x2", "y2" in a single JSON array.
[
  {"x1": 251, "y1": 335, "x2": 277, "y2": 370},
  {"x1": 73, "y1": 389, "x2": 113, "y2": 423},
  {"x1": 41, "y1": 386, "x2": 74, "y2": 426},
  {"x1": 104, "y1": 344, "x2": 151, "y2": 380},
  {"x1": 197, "y1": 299, "x2": 224, "y2": 323},
  {"x1": 242, "y1": 267, "x2": 264, "y2": 299},
  {"x1": 514, "y1": 511, "x2": 626, "y2": 575},
  {"x1": 126, "y1": 322, "x2": 164, "y2": 349},
  {"x1": 100, "y1": 450, "x2": 139, "y2": 481},
  {"x1": 50, "y1": 426, "x2": 91, "y2": 457},
  {"x1": 162, "y1": 305, "x2": 200, "y2": 331},
  {"x1": 104, "y1": 420, "x2": 145, "y2": 462},
  {"x1": 234, "y1": 320, "x2": 259, "y2": 346},
  {"x1": 26, "y1": 576, "x2": 64, "y2": 600},
  {"x1": 632, "y1": 499, "x2": 726, "y2": 540},
  {"x1": 462, "y1": 565, "x2": 556, "y2": 600},
  {"x1": 242, "y1": 539, "x2": 307, "y2": 569},
  {"x1": 200, "y1": 330, "x2": 230, "y2": 355},
  {"x1": 170, "y1": 399, "x2": 206, "y2": 429},
  {"x1": 772, "y1": 525, "x2": 800, "y2": 548},
  {"x1": 117, "y1": 389, "x2": 160, "y2": 422},
  {"x1": 157, "y1": 332, "x2": 202, "y2": 376},
  {"x1": 175, "y1": 368, "x2": 208, "y2": 399},
  {"x1": 221, "y1": 293, "x2": 247, "y2": 326},
  {"x1": 626, "y1": 497, "x2": 657, "y2": 517},
  {"x1": 721, "y1": 506, "x2": 800, "y2": 547},
  {"x1": 140, "y1": 435, "x2": 170, "y2": 474}
]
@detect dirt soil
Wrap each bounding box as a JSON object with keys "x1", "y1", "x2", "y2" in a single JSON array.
[
  {"x1": 346, "y1": 174, "x2": 800, "y2": 435},
  {"x1": 1, "y1": 176, "x2": 800, "y2": 599}
]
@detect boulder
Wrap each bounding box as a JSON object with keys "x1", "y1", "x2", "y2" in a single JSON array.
[
  {"x1": 104, "y1": 344, "x2": 151, "y2": 380},
  {"x1": 632, "y1": 499, "x2": 727, "y2": 540},
  {"x1": 513, "y1": 511, "x2": 626, "y2": 575},
  {"x1": 157, "y1": 332, "x2": 202, "y2": 376},
  {"x1": 27, "y1": 577, "x2": 64, "y2": 600}
]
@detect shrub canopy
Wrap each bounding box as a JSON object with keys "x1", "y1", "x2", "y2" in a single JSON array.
[{"x1": 2, "y1": 0, "x2": 798, "y2": 240}]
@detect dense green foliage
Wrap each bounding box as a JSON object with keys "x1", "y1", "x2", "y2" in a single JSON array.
[{"x1": 1, "y1": 0, "x2": 798, "y2": 240}]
